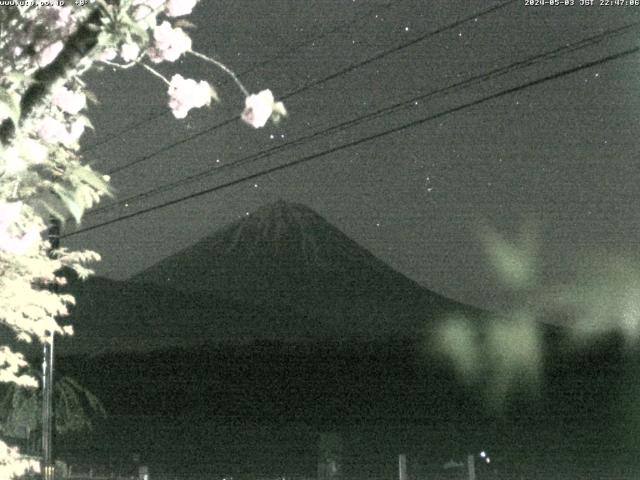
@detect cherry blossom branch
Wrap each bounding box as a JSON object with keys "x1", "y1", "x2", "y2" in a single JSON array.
[
  {"x1": 139, "y1": 63, "x2": 172, "y2": 86},
  {"x1": 0, "y1": 8, "x2": 105, "y2": 145},
  {"x1": 189, "y1": 50, "x2": 250, "y2": 97},
  {"x1": 100, "y1": 59, "x2": 137, "y2": 70}
]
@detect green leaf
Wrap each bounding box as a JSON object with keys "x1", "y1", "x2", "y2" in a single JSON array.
[
  {"x1": 73, "y1": 165, "x2": 113, "y2": 197},
  {"x1": 33, "y1": 192, "x2": 69, "y2": 224},
  {"x1": 53, "y1": 184, "x2": 84, "y2": 223},
  {"x1": 125, "y1": 21, "x2": 150, "y2": 44},
  {"x1": 0, "y1": 90, "x2": 21, "y2": 127},
  {"x1": 173, "y1": 19, "x2": 197, "y2": 30},
  {"x1": 75, "y1": 114, "x2": 95, "y2": 131},
  {"x1": 5, "y1": 72, "x2": 28, "y2": 86},
  {"x1": 84, "y1": 89, "x2": 100, "y2": 106}
]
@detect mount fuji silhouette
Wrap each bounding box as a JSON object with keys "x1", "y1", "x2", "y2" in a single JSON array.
[{"x1": 59, "y1": 201, "x2": 482, "y2": 354}]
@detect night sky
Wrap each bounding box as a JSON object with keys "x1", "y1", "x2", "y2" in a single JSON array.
[{"x1": 63, "y1": 0, "x2": 640, "y2": 311}]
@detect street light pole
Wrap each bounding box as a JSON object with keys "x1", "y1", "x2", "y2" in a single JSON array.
[
  {"x1": 42, "y1": 217, "x2": 60, "y2": 480},
  {"x1": 42, "y1": 334, "x2": 54, "y2": 480}
]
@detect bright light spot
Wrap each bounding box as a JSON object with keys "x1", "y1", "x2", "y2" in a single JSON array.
[
  {"x1": 486, "y1": 458, "x2": 491, "y2": 464},
  {"x1": 270, "y1": 134, "x2": 275, "y2": 139},
  {"x1": 376, "y1": 222, "x2": 381, "y2": 227},
  {"x1": 216, "y1": 158, "x2": 220, "y2": 163},
  {"x1": 480, "y1": 451, "x2": 486, "y2": 458},
  {"x1": 253, "y1": 184, "x2": 258, "y2": 188},
  {"x1": 245, "y1": 212, "x2": 250, "y2": 216},
  {"x1": 458, "y1": 32, "x2": 462, "y2": 37},
  {"x1": 124, "y1": 203, "x2": 129, "y2": 208},
  {"x1": 404, "y1": 26, "x2": 409, "y2": 31},
  {"x1": 280, "y1": 134, "x2": 285, "y2": 139}
]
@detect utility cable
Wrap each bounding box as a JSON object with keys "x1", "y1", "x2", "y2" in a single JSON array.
[
  {"x1": 101, "y1": 0, "x2": 517, "y2": 176},
  {"x1": 87, "y1": 20, "x2": 640, "y2": 217},
  {"x1": 62, "y1": 45, "x2": 640, "y2": 238}
]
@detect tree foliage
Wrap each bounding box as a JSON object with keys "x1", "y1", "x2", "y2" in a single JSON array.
[
  {"x1": 0, "y1": 373, "x2": 107, "y2": 439},
  {"x1": 0, "y1": 2, "x2": 285, "y2": 477}
]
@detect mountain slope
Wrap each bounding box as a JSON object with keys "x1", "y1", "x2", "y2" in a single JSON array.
[
  {"x1": 55, "y1": 275, "x2": 281, "y2": 355},
  {"x1": 132, "y1": 201, "x2": 481, "y2": 340}
]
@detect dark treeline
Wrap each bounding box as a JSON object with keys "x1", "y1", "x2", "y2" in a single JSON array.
[{"x1": 51, "y1": 334, "x2": 640, "y2": 478}]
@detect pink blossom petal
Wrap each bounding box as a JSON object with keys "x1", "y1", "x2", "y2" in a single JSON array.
[
  {"x1": 37, "y1": 41, "x2": 64, "y2": 68},
  {"x1": 37, "y1": 118, "x2": 68, "y2": 144},
  {"x1": 148, "y1": 21, "x2": 192, "y2": 63},
  {"x1": 166, "y1": 0, "x2": 199, "y2": 17},
  {"x1": 97, "y1": 47, "x2": 117, "y2": 62},
  {"x1": 167, "y1": 74, "x2": 214, "y2": 119},
  {"x1": 120, "y1": 43, "x2": 140, "y2": 62},
  {"x1": 241, "y1": 90, "x2": 276, "y2": 128},
  {"x1": 52, "y1": 86, "x2": 86, "y2": 115}
]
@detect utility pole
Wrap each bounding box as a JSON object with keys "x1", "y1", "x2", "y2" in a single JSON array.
[
  {"x1": 42, "y1": 217, "x2": 60, "y2": 480},
  {"x1": 42, "y1": 332, "x2": 54, "y2": 480},
  {"x1": 398, "y1": 454, "x2": 407, "y2": 480},
  {"x1": 467, "y1": 454, "x2": 476, "y2": 480}
]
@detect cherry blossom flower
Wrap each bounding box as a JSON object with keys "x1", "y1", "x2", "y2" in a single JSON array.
[
  {"x1": 166, "y1": 0, "x2": 199, "y2": 17},
  {"x1": 1, "y1": 148, "x2": 26, "y2": 176},
  {"x1": 22, "y1": 138, "x2": 48, "y2": 165},
  {"x1": 68, "y1": 120, "x2": 86, "y2": 143},
  {"x1": 120, "y1": 43, "x2": 141, "y2": 63},
  {"x1": 0, "y1": 202, "x2": 41, "y2": 255},
  {"x1": 0, "y1": 139, "x2": 46, "y2": 176},
  {"x1": 133, "y1": 0, "x2": 165, "y2": 11},
  {"x1": 132, "y1": 0, "x2": 166, "y2": 21},
  {"x1": 37, "y1": 118, "x2": 68, "y2": 144},
  {"x1": 52, "y1": 86, "x2": 86, "y2": 115},
  {"x1": 0, "y1": 437, "x2": 40, "y2": 478},
  {"x1": 37, "y1": 41, "x2": 63, "y2": 68},
  {"x1": 55, "y1": 6, "x2": 75, "y2": 28},
  {"x1": 167, "y1": 74, "x2": 216, "y2": 119},
  {"x1": 147, "y1": 21, "x2": 192, "y2": 63},
  {"x1": 0, "y1": 202, "x2": 21, "y2": 228},
  {"x1": 241, "y1": 89, "x2": 287, "y2": 128},
  {"x1": 97, "y1": 47, "x2": 117, "y2": 62},
  {"x1": 37, "y1": 118, "x2": 85, "y2": 146}
]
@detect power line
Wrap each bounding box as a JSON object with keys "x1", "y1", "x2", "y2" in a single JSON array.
[
  {"x1": 62, "y1": 45, "x2": 640, "y2": 238},
  {"x1": 87, "y1": 20, "x2": 640, "y2": 217},
  {"x1": 102, "y1": 0, "x2": 517, "y2": 176},
  {"x1": 80, "y1": 1, "x2": 396, "y2": 155}
]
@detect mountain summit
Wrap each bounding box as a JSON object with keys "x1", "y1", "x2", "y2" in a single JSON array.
[
  {"x1": 134, "y1": 200, "x2": 381, "y2": 297},
  {"x1": 134, "y1": 200, "x2": 410, "y2": 298},
  {"x1": 131, "y1": 201, "x2": 478, "y2": 342}
]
